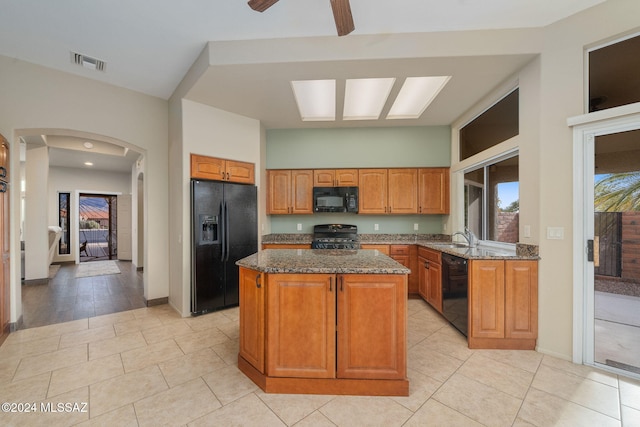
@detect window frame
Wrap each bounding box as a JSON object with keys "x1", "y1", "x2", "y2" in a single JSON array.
[{"x1": 461, "y1": 149, "x2": 519, "y2": 250}]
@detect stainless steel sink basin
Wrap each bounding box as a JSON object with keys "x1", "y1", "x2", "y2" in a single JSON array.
[{"x1": 431, "y1": 243, "x2": 469, "y2": 249}]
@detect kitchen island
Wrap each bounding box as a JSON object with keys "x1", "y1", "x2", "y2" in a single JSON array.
[{"x1": 236, "y1": 249, "x2": 410, "y2": 396}]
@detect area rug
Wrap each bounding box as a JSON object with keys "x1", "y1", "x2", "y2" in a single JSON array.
[
  {"x1": 75, "y1": 260, "x2": 121, "y2": 278},
  {"x1": 49, "y1": 264, "x2": 61, "y2": 279}
]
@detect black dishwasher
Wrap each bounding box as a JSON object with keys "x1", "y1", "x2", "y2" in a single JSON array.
[{"x1": 441, "y1": 253, "x2": 469, "y2": 337}]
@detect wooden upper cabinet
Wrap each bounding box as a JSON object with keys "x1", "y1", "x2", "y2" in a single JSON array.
[
  {"x1": 359, "y1": 168, "x2": 418, "y2": 214},
  {"x1": 313, "y1": 169, "x2": 358, "y2": 187},
  {"x1": 358, "y1": 169, "x2": 388, "y2": 214},
  {"x1": 388, "y1": 168, "x2": 418, "y2": 214},
  {"x1": 190, "y1": 154, "x2": 255, "y2": 184},
  {"x1": 418, "y1": 168, "x2": 450, "y2": 214},
  {"x1": 266, "y1": 169, "x2": 313, "y2": 215}
]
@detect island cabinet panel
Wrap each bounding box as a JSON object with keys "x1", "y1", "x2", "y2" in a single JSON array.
[
  {"x1": 239, "y1": 268, "x2": 265, "y2": 373},
  {"x1": 313, "y1": 169, "x2": 358, "y2": 187},
  {"x1": 266, "y1": 169, "x2": 313, "y2": 215},
  {"x1": 337, "y1": 274, "x2": 407, "y2": 380},
  {"x1": 266, "y1": 273, "x2": 336, "y2": 378},
  {"x1": 418, "y1": 168, "x2": 450, "y2": 214}
]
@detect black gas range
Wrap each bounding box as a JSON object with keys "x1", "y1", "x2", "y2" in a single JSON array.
[{"x1": 311, "y1": 224, "x2": 360, "y2": 250}]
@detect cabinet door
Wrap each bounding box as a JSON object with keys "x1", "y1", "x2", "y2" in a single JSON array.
[
  {"x1": 469, "y1": 260, "x2": 505, "y2": 339},
  {"x1": 418, "y1": 256, "x2": 428, "y2": 299},
  {"x1": 337, "y1": 274, "x2": 406, "y2": 380},
  {"x1": 266, "y1": 170, "x2": 291, "y2": 214},
  {"x1": 388, "y1": 169, "x2": 418, "y2": 214},
  {"x1": 505, "y1": 261, "x2": 538, "y2": 340},
  {"x1": 190, "y1": 154, "x2": 225, "y2": 181},
  {"x1": 226, "y1": 159, "x2": 255, "y2": 184},
  {"x1": 418, "y1": 168, "x2": 450, "y2": 214},
  {"x1": 266, "y1": 274, "x2": 336, "y2": 378},
  {"x1": 335, "y1": 169, "x2": 358, "y2": 186},
  {"x1": 0, "y1": 137, "x2": 8, "y2": 181},
  {"x1": 426, "y1": 261, "x2": 443, "y2": 313},
  {"x1": 313, "y1": 169, "x2": 335, "y2": 187},
  {"x1": 238, "y1": 268, "x2": 265, "y2": 373},
  {"x1": 358, "y1": 169, "x2": 388, "y2": 214},
  {"x1": 290, "y1": 170, "x2": 313, "y2": 214}
]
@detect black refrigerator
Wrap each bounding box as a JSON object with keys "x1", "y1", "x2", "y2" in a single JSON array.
[{"x1": 191, "y1": 179, "x2": 257, "y2": 315}]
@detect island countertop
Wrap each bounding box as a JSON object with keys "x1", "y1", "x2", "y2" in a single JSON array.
[{"x1": 236, "y1": 249, "x2": 411, "y2": 274}]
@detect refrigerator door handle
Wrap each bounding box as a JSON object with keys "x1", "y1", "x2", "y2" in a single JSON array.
[
  {"x1": 225, "y1": 201, "x2": 230, "y2": 261},
  {"x1": 219, "y1": 201, "x2": 226, "y2": 262}
]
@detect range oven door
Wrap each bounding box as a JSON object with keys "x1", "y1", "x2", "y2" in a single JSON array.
[{"x1": 441, "y1": 254, "x2": 468, "y2": 337}]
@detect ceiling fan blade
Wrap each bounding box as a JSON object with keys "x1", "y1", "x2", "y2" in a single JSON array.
[
  {"x1": 330, "y1": 0, "x2": 355, "y2": 36},
  {"x1": 248, "y1": 0, "x2": 279, "y2": 12}
]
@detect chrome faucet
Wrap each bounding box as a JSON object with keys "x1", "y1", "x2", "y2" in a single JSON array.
[{"x1": 453, "y1": 227, "x2": 477, "y2": 247}]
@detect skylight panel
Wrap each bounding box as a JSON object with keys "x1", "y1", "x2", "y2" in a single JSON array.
[
  {"x1": 343, "y1": 78, "x2": 395, "y2": 120},
  {"x1": 291, "y1": 80, "x2": 336, "y2": 121},
  {"x1": 387, "y1": 76, "x2": 451, "y2": 119}
]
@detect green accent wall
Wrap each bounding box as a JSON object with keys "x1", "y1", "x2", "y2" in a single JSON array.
[{"x1": 266, "y1": 126, "x2": 451, "y2": 234}]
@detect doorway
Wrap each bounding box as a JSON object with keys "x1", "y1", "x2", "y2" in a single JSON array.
[
  {"x1": 79, "y1": 193, "x2": 117, "y2": 262},
  {"x1": 592, "y1": 130, "x2": 640, "y2": 375}
]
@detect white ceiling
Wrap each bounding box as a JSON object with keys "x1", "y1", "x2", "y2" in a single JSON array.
[{"x1": 1, "y1": 0, "x2": 605, "y2": 169}]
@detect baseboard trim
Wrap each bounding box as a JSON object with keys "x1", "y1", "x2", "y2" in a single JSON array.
[
  {"x1": 146, "y1": 297, "x2": 169, "y2": 307},
  {"x1": 22, "y1": 278, "x2": 49, "y2": 286},
  {"x1": 9, "y1": 315, "x2": 23, "y2": 332}
]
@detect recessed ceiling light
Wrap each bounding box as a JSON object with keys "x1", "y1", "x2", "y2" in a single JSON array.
[
  {"x1": 83, "y1": 142, "x2": 94, "y2": 149},
  {"x1": 84, "y1": 162, "x2": 93, "y2": 166},
  {"x1": 291, "y1": 80, "x2": 336, "y2": 121},
  {"x1": 387, "y1": 76, "x2": 451, "y2": 119},
  {"x1": 343, "y1": 78, "x2": 395, "y2": 120}
]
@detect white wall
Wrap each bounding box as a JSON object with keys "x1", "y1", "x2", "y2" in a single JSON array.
[
  {"x1": 0, "y1": 55, "x2": 169, "y2": 322},
  {"x1": 24, "y1": 146, "x2": 49, "y2": 280},
  {"x1": 169, "y1": 99, "x2": 262, "y2": 316},
  {"x1": 47, "y1": 166, "x2": 131, "y2": 264},
  {"x1": 450, "y1": 0, "x2": 640, "y2": 360}
]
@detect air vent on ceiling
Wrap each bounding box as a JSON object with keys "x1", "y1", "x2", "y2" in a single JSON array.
[{"x1": 71, "y1": 51, "x2": 106, "y2": 72}]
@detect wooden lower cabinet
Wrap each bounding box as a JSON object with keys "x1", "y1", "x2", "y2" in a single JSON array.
[
  {"x1": 390, "y1": 245, "x2": 418, "y2": 295},
  {"x1": 239, "y1": 268, "x2": 265, "y2": 373},
  {"x1": 417, "y1": 247, "x2": 442, "y2": 312},
  {"x1": 238, "y1": 267, "x2": 409, "y2": 395},
  {"x1": 468, "y1": 260, "x2": 538, "y2": 349}
]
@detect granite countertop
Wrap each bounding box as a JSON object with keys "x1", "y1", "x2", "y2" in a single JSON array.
[
  {"x1": 236, "y1": 249, "x2": 411, "y2": 274},
  {"x1": 262, "y1": 233, "x2": 539, "y2": 260}
]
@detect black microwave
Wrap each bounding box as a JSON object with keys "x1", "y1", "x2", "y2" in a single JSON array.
[{"x1": 313, "y1": 187, "x2": 358, "y2": 213}]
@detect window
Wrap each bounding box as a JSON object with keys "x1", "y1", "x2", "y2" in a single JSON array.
[
  {"x1": 58, "y1": 192, "x2": 70, "y2": 255},
  {"x1": 589, "y1": 33, "x2": 640, "y2": 112},
  {"x1": 459, "y1": 88, "x2": 519, "y2": 160},
  {"x1": 464, "y1": 154, "x2": 519, "y2": 244}
]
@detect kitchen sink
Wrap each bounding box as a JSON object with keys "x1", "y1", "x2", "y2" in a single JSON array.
[{"x1": 431, "y1": 243, "x2": 469, "y2": 249}]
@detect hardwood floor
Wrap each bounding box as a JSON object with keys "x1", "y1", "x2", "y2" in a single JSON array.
[{"x1": 21, "y1": 261, "x2": 145, "y2": 329}]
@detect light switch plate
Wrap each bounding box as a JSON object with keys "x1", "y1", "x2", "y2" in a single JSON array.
[
  {"x1": 546, "y1": 226, "x2": 564, "y2": 240},
  {"x1": 297, "y1": 223, "x2": 302, "y2": 231}
]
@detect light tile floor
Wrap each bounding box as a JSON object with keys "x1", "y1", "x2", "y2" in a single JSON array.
[{"x1": 1, "y1": 299, "x2": 639, "y2": 426}]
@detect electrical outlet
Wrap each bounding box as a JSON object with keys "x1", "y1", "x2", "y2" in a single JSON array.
[
  {"x1": 524, "y1": 225, "x2": 531, "y2": 238},
  {"x1": 414, "y1": 223, "x2": 419, "y2": 231},
  {"x1": 297, "y1": 223, "x2": 302, "y2": 231},
  {"x1": 443, "y1": 223, "x2": 447, "y2": 232},
  {"x1": 546, "y1": 226, "x2": 564, "y2": 240},
  {"x1": 374, "y1": 224, "x2": 379, "y2": 231}
]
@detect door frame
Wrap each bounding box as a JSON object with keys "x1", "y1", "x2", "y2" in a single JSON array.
[
  {"x1": 569, "y1": 103, "x2": 640, "y2": 371},
  {"x1": 75, "y1": 190, "x2": 121, "y2": 264}
]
